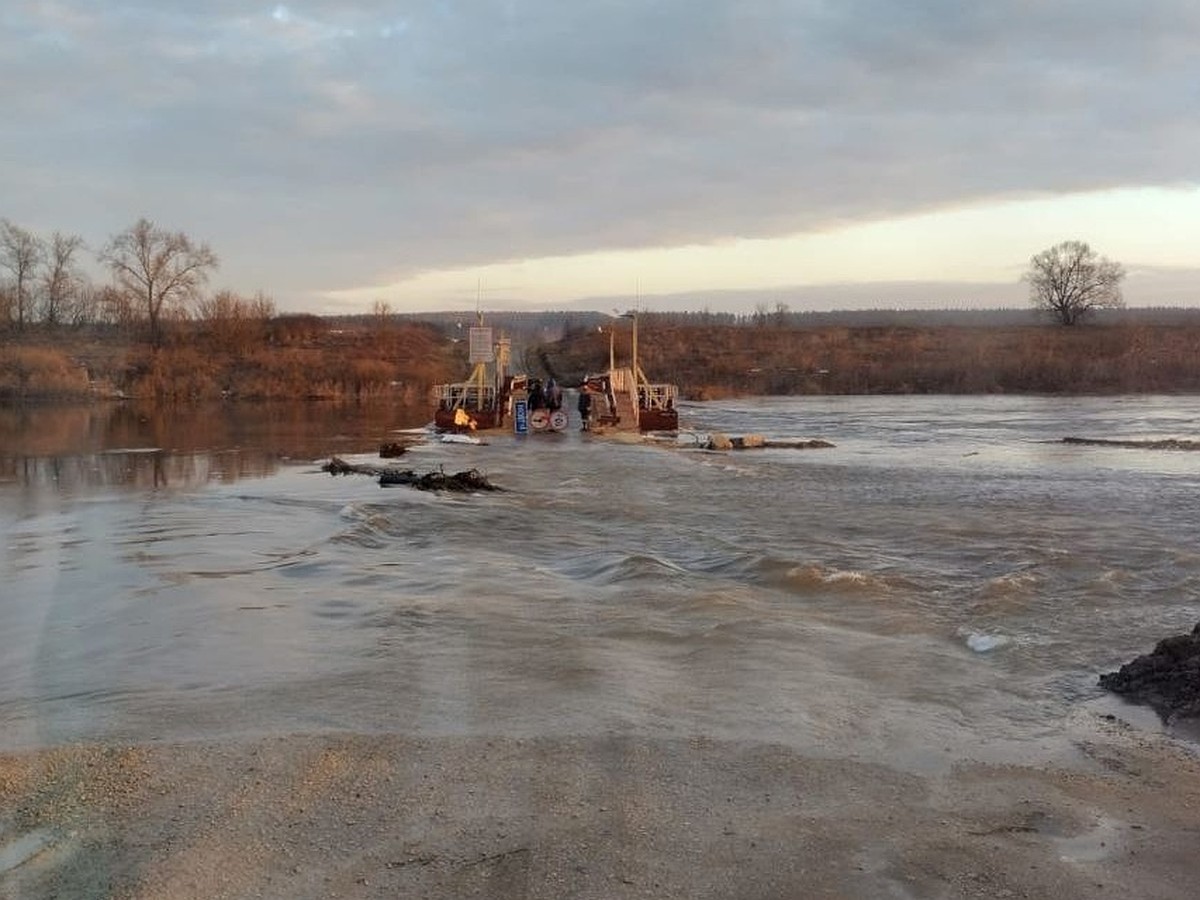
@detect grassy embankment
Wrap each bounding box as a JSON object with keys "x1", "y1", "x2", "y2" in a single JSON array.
[
  {"x1": 5, "y1": 317, "x2": 1200, "y2": 403},
  {"x1": 537, "y1": 320, "x2": 1200, "y2": 398},
  {"x1": 0, "y1": 316, "x2": 461, "y2": 403}
]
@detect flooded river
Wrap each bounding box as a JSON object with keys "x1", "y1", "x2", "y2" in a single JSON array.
[{"x1": 2, "y1": 396, "x2": 1198, "y2": 770}]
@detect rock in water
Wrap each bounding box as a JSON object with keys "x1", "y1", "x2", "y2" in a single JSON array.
[
  {"x1": 733, "y1": 433, "x2": 766, "y2": 449},
  {"x1": 1098, "y1": 622, "x2": 1200, "y2": 721}
]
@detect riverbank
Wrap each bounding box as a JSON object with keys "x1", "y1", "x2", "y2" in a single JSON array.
[
  {"x1": 0, "y1": 319, "x2": 457, "y2": 403},
  {"x1": 6, "y1": 320, "x2": 1200, "y2": 403},
  {"x1": 3, "y1": 719, "x2": 1199, "y2": 899},
  {"x1": 538, "y1": 321, "x2": 1200, "y2": 399}
]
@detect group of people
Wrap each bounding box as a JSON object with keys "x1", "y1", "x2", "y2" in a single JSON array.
[
  {"x1": 511, "y1": 375, "x2": 619, "y2": 432},
  {"x1": 525, "y1": 377, "x2": 563, "y2": 412}
]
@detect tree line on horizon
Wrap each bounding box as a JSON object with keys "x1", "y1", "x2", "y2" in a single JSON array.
[
  {"x1": 8, "y1": 215, "x2": 1194, "y2": 403},
  {"x1": 0, "y1": 213, "x2": 1153, "y2": 336}
]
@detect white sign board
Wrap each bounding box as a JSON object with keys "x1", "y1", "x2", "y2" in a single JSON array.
[{"x1": 468, "y1": 326, "x2": 494, "y2": 363}]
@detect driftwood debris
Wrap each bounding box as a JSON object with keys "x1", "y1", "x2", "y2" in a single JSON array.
[
  {"x1": 1062, "y1": 436, "x2": 1200, "y2": 451},
  {"x1": 322, "y1": 457, "x2": 501, "y2": 492},
  {"x1": 1099, "y1": 622, "x2": 1200, "y2": 721},
  {"x1": 323, "y1": 456, "x2": 380, "y2": 476},
  {"x1": 379, "y1": 441, "x2": 412, "y2": 458},
  {"x1": 703, "y1": 431, "x2": 835, "y2": 451},
  {"x1": 378, "y1": 468, "x2": 500, "y2": 492},
  {"x1": 762, "y1": 438, "x2": 836, "y2": 449}
]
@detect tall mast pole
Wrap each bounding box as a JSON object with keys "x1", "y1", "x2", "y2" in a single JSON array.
[
  {"x1": 631, "y1": 309, "x2": 638, "y2": 386},
  {"x1": 475, "y1": 280, "x2": 485, "y2": 406},
  {"x1": 632, "y1": 282, "x2": 642, "y2": 386}
]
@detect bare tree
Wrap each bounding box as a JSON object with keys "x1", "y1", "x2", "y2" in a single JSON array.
[
  {"x1": 101, "y1": 218, "x2": 218, "y2": 345},
  {"x1": 1025, "y1": 241, "x2": 1125, "y2": 326},
  {"x1": 248, "y1": 290, "x2": 276, "y2": 322},
  {"x1": 39, "y1": 231, "x2": 86, "y2": 326},
  {"x1": 94, "y1": 284, "x2": 135, "y2": 327},
  {"x1": 68, "y1": 283, "x2": 104, "y2": 326},
  {"x1": 372, "y1": 299, "x2": 393, "y2": 322},
  {"x1": 0, "y1": 219, "x2": 44, "y2": 330}
]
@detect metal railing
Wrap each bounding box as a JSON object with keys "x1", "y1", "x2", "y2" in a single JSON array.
[{"x1": 434, "y1": 382, "x2": 500, "y2": 410}]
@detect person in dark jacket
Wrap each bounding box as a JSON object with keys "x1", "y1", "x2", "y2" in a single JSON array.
[
  {"x1": 529, "y1": 379, "x2": 545, "y2": 409},
  {"x1": 577, "y1": 387, "x2": 592, "y2": 430}
]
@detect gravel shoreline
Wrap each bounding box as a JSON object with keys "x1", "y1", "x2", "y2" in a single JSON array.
[{"x1": 4, "y1": 720, "x2": 1200, "y2": 899}]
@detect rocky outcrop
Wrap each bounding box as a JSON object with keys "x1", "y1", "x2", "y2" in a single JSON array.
[
  {"x1": 1099, "y1": 622, "x2": 1200, "y2": 721},
  {"x1": 707, "y1": 432, "x2": 734, "y2": 451}
]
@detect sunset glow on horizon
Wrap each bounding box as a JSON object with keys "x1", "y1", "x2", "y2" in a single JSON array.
[{"x1": 326, "y1": 185, "x2": 1200, "y2": 312}]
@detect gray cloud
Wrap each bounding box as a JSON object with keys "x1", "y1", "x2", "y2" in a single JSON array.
[{"x1": 2, "y1": 1, "x2": 1197, "y2": 306}]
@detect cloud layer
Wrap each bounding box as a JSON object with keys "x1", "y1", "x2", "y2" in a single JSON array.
[{"x1": 2, "y1": 1, "x2": 1197, "y2": 306}]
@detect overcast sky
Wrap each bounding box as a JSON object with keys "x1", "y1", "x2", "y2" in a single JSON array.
[{"x1": 3, "y1": 1, "x2": 1197, "y2": 313}]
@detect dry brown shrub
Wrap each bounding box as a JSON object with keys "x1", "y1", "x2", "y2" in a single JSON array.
[
  {"x1": 0, "y1": 346, "x2": 90, "y2": 400},
  {"x1": 537, "y1": 322, "x2": 1200, "y2": 397},
  {"x1": 125, "y1": 346, "x2": 222, "y2": 400},
  {"x1": 347, "y1": 358, "x2": 397, "y2": 397}
]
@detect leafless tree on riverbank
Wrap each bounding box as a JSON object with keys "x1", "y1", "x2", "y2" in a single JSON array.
[
  {"x1": 39, "y1": 231, "x2": 87, "y2": 326},
  {"x1": 1025, "y1": 240, "x2": 1125, "y2": 326},
  {"x1": 101, "y1": 218, "x2": 218, "y2": 345},
  {"x1": 0, "y1": 219, "x2": 43, "y2": 330}
]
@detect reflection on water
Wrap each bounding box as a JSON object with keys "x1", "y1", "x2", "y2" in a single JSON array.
[
  {"x1": 1, "y1": 451, "x2": 283, "y2": 494},
  {"x1": 0, "y1": 400, "x2": 430, "y2": 490}
]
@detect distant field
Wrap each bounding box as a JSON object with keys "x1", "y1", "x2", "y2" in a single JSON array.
[
  {"x1": 537, "y1": 318, "x2": 1200, "y2": 398},
  {"x1": 4, "y1": 312, "x2": 1200, "y2": 402}
]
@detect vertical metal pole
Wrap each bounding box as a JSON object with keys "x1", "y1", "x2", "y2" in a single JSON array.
[{"x1": 631, "y1": 310, "x2": 638, "y2": 384}]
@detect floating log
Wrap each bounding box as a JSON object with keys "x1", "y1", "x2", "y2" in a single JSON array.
[
  {"x1": 378, "y1": 467, "x2": 500, "y2": 492},
  {"x1": 1099, "y1": 622, "x2": 1200, "y2": 721},
  {"x1": 322, "y1": 457, "x2": 501, "y2": 492},
  {"x1": 1062, "y1": 437, "x2": 1200, "y2": 451}
]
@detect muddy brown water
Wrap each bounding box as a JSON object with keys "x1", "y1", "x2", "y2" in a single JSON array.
[{"x1": 2, "y1": 395, "x2": 1198, "y2": 769}]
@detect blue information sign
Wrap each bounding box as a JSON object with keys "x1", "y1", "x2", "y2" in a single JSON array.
[{"x1": 513, "y1": 398, "x2": 529, "y2": 434}]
